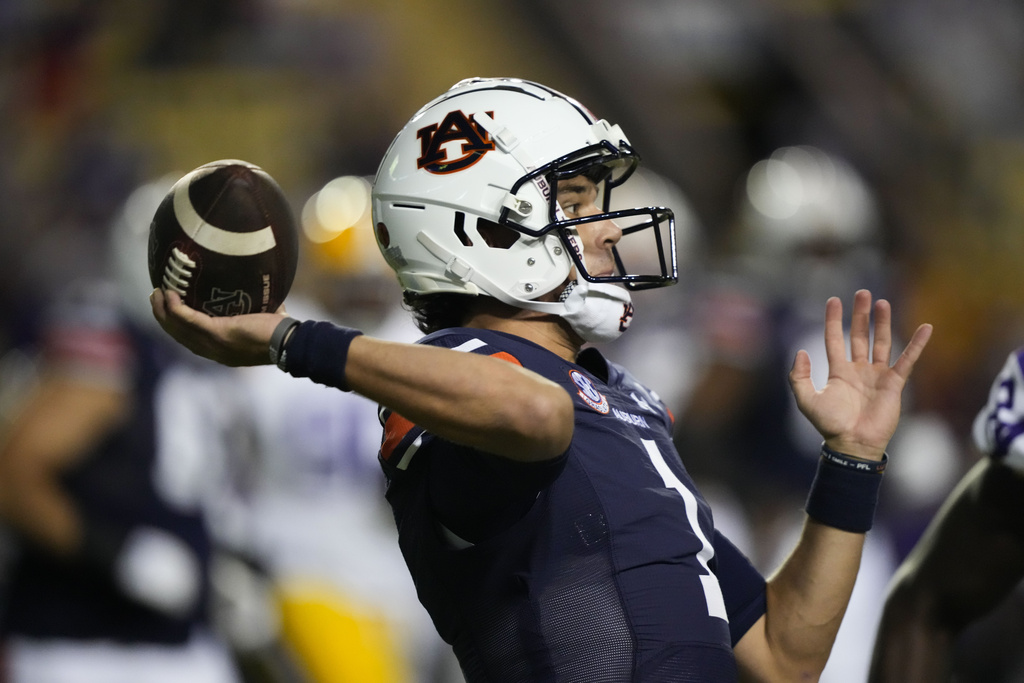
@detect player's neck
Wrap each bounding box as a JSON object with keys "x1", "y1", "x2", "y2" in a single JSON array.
[{"x1": 464, "y1": 304, "x2": 580, "y2": 362}]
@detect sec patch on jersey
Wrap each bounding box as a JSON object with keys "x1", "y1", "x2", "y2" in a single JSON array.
[{"x1": 148, "y1": 159, "x2": 299, "y2": 317}]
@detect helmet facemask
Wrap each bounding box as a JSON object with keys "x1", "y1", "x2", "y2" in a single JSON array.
[{"x1": 492, "y1": 125, "x2": 678, "y2": 297}]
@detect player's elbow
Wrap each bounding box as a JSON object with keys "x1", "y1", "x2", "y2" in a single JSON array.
[
  {"x1": 503, "y1": 383, "x2": 574, "y2": 461},
  {"x1": 737, "y1": 609, "x2": 845, "y2": 683},
  {"x1": 538, "y1": 386, "x2": 575, "y2": 454}
]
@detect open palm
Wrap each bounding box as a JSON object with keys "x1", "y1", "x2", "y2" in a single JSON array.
[{"x1": 789, "y1": 290, "x2": 932, "y2": 460}]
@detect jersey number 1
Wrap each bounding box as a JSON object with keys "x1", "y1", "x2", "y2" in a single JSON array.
[{"x1": 642, "y1": 438, "x2": 728, "y2": 621}]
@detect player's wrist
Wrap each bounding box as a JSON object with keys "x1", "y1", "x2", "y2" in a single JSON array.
[
  {"x1": 820, "y1": 443, "x2": 888, "y2": 471},
  {"x1": 268, "y1": 316, "x2": 300, "y2": 369},
  {"x1": 804, "y1": 441, "x2": 888, "y2": 533},
  {"x1": 278, "y1": 320, "x2": 363, "y2": 391},
  {"x1": 822, "y1": 439, "x2": 886, "y2": 462}
]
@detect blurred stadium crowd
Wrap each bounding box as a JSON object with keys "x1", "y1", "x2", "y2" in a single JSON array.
[{"x1": 3, "y1": 0, "x2": 1024, "y2": 681}]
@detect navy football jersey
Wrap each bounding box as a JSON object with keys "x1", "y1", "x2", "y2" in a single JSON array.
[{"x1": 379, "y1": 328, "x2": 766, "y2": 682}]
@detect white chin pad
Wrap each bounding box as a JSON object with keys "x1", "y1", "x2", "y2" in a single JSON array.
[{"x1": 561, "y1": 280, "x2": 634, "y2": 344}]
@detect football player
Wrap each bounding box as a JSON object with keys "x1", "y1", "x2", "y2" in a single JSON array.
[
  {"x1": 869, "y1": 347, "x2": 1024, "y2": 682},
  {"x1": 152, "y1": 77, "x2": 932, "y2": 681},
  {"x1": 0, "y1": 178, "x2": 241, "y2": 683}
]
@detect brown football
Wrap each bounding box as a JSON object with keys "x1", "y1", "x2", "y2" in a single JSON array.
[{"x1": 148, "y1": 159, "x2": 299, "y2": 316}]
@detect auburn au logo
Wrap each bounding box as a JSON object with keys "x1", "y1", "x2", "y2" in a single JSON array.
[
  {"x1": 202, "y1": 288, "x2": 253, "y2": 317},
  {"x1": 417, "y1": 110, "x2": 495, "y2": 174}
]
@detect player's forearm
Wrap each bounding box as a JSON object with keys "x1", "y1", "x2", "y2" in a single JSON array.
[
  {"x1": 346, "y1": 336, "x2": 574, "y2": 461},
  {"x1": 753, "y1": 519, "x2": 864, "y2": 680},
  {"x1": 0, "y1": 475, "x2": 81, "y2": 554},
  {"x1": 0, "y1": 424, "x2": 86, "y2": 556},
  {"x1": 153, "y1": 291, "x2": 575, "y2": 460}
]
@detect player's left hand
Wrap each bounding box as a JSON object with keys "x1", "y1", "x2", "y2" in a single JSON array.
[
  {"x1": 789, "y1": 289, "x2": 932, "y2": 460},
  {"x1": 150, "y1": 288, "x2": 286, "y2": 367}
]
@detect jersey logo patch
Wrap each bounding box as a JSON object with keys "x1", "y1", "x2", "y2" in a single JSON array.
[
  {"x1": 570, "y1": 369, "x2": 609, "y2": 414},
  {"x1": 416, "y1": 110, "x2": 495, "y2": 175}
]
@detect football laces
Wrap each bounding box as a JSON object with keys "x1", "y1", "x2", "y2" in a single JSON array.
[{"x1": 162, "y1": 247, "x2": 196, "y2": 296}]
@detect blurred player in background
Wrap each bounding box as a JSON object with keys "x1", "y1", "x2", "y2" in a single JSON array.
[
  {"x1": 674, "y1": 145, "x2": 959, "y2": 681},
  {"x1": 870, "y1": 347, "x2": 1024, "y2": 682},
  {"x1": 211, "y1": 175, "x2": 460, "y2": 683},
  {"x1": 676, "y1": 145, "x2": 891, "y2": 530},
  {"x1": 0, "y1": 178, "x2": 242, "y2": 683}
]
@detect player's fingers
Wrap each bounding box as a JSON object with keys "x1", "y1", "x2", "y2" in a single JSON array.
[
  {"x1": 163, "y1": 289, "x2": 209, "y2": 328},
  {"x1": 163, "y1": 288, "x2": 185, "y2": 312},
  {"x1": 872, "y1": 299, "x2": 893, "y2": 366},
  {"x1": 789, "y1": 348, "x2": 814, "y2": 406},
  {"x1": 823, "y1": 297, "x2": 846, "y2": 366},
  {"x1": 149, "y1": 288, "x2": 167, "y2": 324},
  {"x1": 849, "y1": 289, "x2": 872, "y2": 362},
  {"x1": 890, "y1": 323, "x2": 933, "y2": 381}
]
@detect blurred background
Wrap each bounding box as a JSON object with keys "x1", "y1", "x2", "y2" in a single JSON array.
[
  {"x1": 3, "y1": 0, "x2": 1024, "y2": 681},
  {"x1": 5, "y1": 0, "x2": 1024, "y2": 444}
]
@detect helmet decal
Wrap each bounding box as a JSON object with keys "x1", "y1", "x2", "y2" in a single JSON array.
[{"x1": 416, "y1": 110, "x2": 496, "y2": 175}]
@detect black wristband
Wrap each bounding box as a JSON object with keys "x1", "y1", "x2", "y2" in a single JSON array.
[
  {"x1": 282, "y1": 320, "x2": 364, "y2": 391},
  {"x1": 269, "y1": 316, "x2": 300, "y2": 369},
  {"x1": 805, "y1": 443, "x2": 887, "y2": 533}
]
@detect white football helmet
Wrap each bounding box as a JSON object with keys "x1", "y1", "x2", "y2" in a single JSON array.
[{"x1": 371, "y1": 77, "x2": 677, "y2": 322}]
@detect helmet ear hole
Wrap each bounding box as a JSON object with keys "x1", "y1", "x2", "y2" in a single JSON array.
[
  {"x1": 476, "y1": 218, "x2": 520, "y2": 250},
  {"x1": 454, "y1": 212, "x2": 473, "y2": 247}
]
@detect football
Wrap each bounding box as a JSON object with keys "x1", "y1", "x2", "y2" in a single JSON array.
[{"x1": 148, "y1": 159, "x2": 299, "y2": 316}]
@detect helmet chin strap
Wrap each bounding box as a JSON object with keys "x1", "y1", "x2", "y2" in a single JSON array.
[
  {"x1": 518, "y1": 279, "x2": 633, "y2": 344},
  {"x1": 559, "y1": 279, "x2": 634, "y2": 344}
]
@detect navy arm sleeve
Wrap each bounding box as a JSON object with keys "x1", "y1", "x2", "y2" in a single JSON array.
[{"x1": 712, "y1": 530, "x2": 767, "y2": 645}]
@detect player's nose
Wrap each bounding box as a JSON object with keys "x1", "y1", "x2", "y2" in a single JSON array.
[{"x1": 593, "y1": 215, "x2": 623, "y2": 249}]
